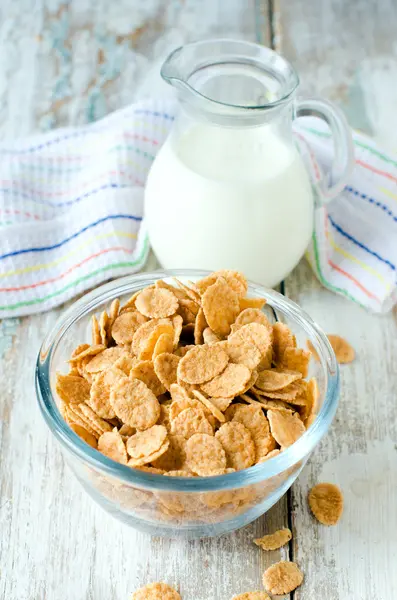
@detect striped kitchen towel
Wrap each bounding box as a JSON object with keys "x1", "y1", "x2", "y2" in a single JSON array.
[{"x1": 0, "y1": 99, "x2": 395, "y2": 317}]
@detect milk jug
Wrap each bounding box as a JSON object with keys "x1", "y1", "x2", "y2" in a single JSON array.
[{"x1": 145, "y1": 39, "x2": 353, "y2": 287}]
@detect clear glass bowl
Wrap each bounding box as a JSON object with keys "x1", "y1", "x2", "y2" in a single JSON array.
[{"x1": 36, "y1": 269, "x2": 339, "y2": 539}]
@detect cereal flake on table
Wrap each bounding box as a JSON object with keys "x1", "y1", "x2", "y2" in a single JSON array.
[{"x1": 55, "y1": 270, "x2": 319, "y2": 482}]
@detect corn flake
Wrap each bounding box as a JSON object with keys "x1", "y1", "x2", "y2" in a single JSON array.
[
  {"x1": 135, "y1": 286, "x2": 179, "y2": 319},
  {"x1": 254, "y1": 527, "x2": 292, "y2": 550},
  {"x1": 110, "y1": 378, "x2": 160, "y2": 430},
  {"x1": 154, "y1": 353, "x2": 180, "y2": 391},
  {"x1": 130, "y1": 360, "x2": 166, "y2": 396},
  {"x1": 177, "y1": 344, "x2": 229, "y2": 385},
  {"x1": 202, "y1": 277, "x2": 240, "y2": 336},
  {"x1": 171, "y1": 407, "x2": 213, "y2": 439},
  {"x1": 215, "y1": 422, "x2": 255, "y2": 470},
  {"x1": 201, "y1": 363, "x2": 251, "y2": 398},
  {"x1": 263, "y1": 561, "x2": 303, "y2": 595},
  {"x1": 308, "y1": 482, "x2": 343, "y2": 525},
  {"x1": 131, "y1": 582, "x2": 181, "y2": 600},
  {"x1": 97, "y1": 429, "x2": 127, "y2": 464},
  {"x1": 55, "y1": 373, "x2": 91, "y2": 404},
  {"x1": 185, "y1": 433, "x2": 227, "y2": 476},
  {"x1": 267, "y1": 409, "x2": 305, "y2": 448}
]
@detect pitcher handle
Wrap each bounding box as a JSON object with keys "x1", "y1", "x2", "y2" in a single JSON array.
[{"x1": 296, "y1": 98, "x2": 355, "y2": 203}]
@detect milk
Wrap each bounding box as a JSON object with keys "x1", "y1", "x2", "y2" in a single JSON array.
[{"x1": 144, "y1": 123, "x2": 313, "y2": 287}]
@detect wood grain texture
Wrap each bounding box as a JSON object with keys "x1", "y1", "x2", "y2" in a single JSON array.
[
  {"x1": 275, "y1": 2, "x2": 397, "y2": 598},
  {"x1": 0, "y1": 3, "x2": 281, "y2": 600}
]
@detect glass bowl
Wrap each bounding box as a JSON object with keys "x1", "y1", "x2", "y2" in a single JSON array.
[{"x1": 36, "y1": 269, "x2": 339, "y2": 539}]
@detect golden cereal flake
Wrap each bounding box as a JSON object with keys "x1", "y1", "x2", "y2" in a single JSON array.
[
  {"x1": 113, "y1": 353, "x2": 138, "y2": 375},
  {"x1": 192, "y1": 389, "x2": 226, "y2": 422},
  {"x1": 91, "y1": 316, "x2": 102, "y2": 345},
  {"x1": 232, "y1": 323, "x2": 272, "y2": 370},
  {"x1": 215, "y1": 422, "x2": 255, "y2": 470},
  {"x1": 153, "y1": 332, "x2": 174, "y2": 358},
  {"x1": 128, "y1": 438, "x2": 170, "y2": 467},
  {"x1": 254, "y1": 527, "x2": 292, "y2": 550},
  {"x1": 98, "y1": 429, "x2": 128, "y2": 464},
  {"x1": 135, "y1": 286, "x2": 179, "y2": 319},
  {"x1": 88, "y1": 368, "x2": 126, "y2": 419},
  {"x1": 282, "y1": 347, "x2": 311, "y2": 378},
  {"x1": 197, "y1": 270, "x2": 247, "y2": 297},
  {"x1": 170, "y1": 407, "x2": 213, "y2": 439},
  {"x1": 126, "y1": 425, "x2": 168, "y2": 461},
  {"x1": 130, "y1": 360, "x2": 166, "y2": 396},
  {"x1": 111, "y1": 311, "x2": 148, "y2": 345},
  {"x1": 194, "y1": 307, "x2": 207, "y2": 345},
  {"x1": 85, "y1": 347, "x2": 128, "y2": 374},
  {"x1": 232, "y1": 593, "x2": 271, "y2": 600},
  {"x1": 55, "y1": 373, "x2": 91, "y2": 404},
  {"x1": 130, "y1": 318, "x2": 171, "y2": 356},
  {"x1": 231, "y1": 404, "x2": 275, "y2": 462},
  {"x1": 251, "y1": 394, "x2": 295, "y2": 412},
  {"x1": 308, "y1": 482, "x2": 344, "y2": 525},
  {"x1": 68, "y1": 344, "x2": 105, "y2": 363},
  {"x1": 119, "y1": 290, "x2": 140, "y2": 312},
  {"x1": 234, "y1": 308, "x2": 272, "y2": 332},
  {"x1": 267, "y1": 409, "x2": 305, "y2": 448},
  {"x1": 208, "y1": 396, "x2": 234, "y2": 412},
  {"x1": 185, "y1": 433, "x2": 227, "y2": 476},
  {"x1": 262, "y1": 561, "x2": 303, "y2": 595},
  {"x1": 110, "y1": 378, "x2": 160, "y2": 430},
  {"x1": 202, "y1": 327, "x2": 221, "y2": 345},
  {"x1": 139, "y1": 322, "x2": 175, "y2": 361},
  {"x1": 109, "y1": 298, "x2": 120, "y2": 325},
  {"x1": 63, "y1": 404, "x2": 100, "y2": 438},
  {"x1": 201, "y1": 363, "x2": 251, "y2": 398},
  {"x1": 255, "y1": 368, "x2": 302, "y2": 392},
  {"x1": 177, "y1": 344, "x2": 229, "y2": 385},
  {"x1": 69, "y1": 423, "x2": 98, "y2": 448},
  {"x1": 178, "y1": 298, "x2": 199, "y2": 324},
  {"x1": 327, "y1": 334, "x2": 355, "y2": 364},
  {"x1": 202, "y1": 277, "x2": 240, "y2": 336},
  {"x1": 257, "y1": 379, "x2": 306, "y2": 402},
  {"x1": 119, "y1": 423, "x2": 136, "y2": 436},
  {"x1": 306, "y1": 339, "x2": 320, "y2": 361},
  {"x1": 99, "y1": 310, "x2": 110, "y2": 346},
  {"x1": 170, "y1": 383, "x2": 191, "y2": 403},
  {"x1": 226, "y1": 328, "x2": 262, "y2": 370},
  {"x1": 157, "y1": 403, "x2": 171, "y2": 432},
  {"x1": 257, "y1": 449, "x2": 281, "y2": 462},
  {"x1": 131, "y1": 582, "x2": 181, "y2": 600},
  {"x1": 173, "y1": 277, "x2": 201, "y2": 303},
  {"x1": 77, "y1": 403, "x2": 114, "y2": 435},
  {"x1": 239, "y1": 296, "x2": 267, "y2": 310},
  {"x1": 151, "y1": 434, "x2": 187, "y2": 471},
  {"x1": 154, "y1": 353, "x2": 180, "y2": 391},
  {"x1": 135, "y1": 466, "x2": 166, "y2": 475},
  {"x1": 273, "y1": 322, "x2": 296, "y2": 364},
  {"x1": 172, "y1": 314, "x2": 183, "y2": 347}
]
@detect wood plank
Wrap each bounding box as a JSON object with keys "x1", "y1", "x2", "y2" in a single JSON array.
[
  {"x1": 274, "y1": 2, "x2": 397, "y2": 597},
  {"x1": 0, "y1": 3, "x2": 285, "y2": 599}
]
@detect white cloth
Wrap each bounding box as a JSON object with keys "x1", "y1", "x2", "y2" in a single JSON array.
[{"x1": 0, "y1": 99, "x2": 395, "y2": 317}]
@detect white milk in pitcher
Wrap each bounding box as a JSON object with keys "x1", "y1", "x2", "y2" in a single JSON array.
[{"x1": 144, "y1": 123, "x2": 313, "y2": 287}]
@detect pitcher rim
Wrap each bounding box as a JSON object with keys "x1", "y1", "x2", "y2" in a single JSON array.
[{"x1": 161, "y1": 38, "x2": 300, "y2": 111}]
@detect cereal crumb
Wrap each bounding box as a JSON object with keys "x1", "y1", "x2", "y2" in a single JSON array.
[{"x1": 308, "y1": 482, "x2": 343, "y2": 525}]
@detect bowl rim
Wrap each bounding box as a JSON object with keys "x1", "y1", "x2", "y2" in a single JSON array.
[{"x1": 36, "y1": 269, "x2": 339, "y2": 492}]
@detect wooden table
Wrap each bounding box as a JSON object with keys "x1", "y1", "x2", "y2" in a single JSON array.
[{"x1": 1, "y1": 2, "x2": 396, "y2": 598}]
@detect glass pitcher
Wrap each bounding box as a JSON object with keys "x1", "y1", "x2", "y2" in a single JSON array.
[{"x1": 145, "y1": 39, "x2": 354, "y2": 287}]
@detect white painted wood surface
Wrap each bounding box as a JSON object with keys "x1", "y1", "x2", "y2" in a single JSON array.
[{"x1": 1, "y1": 1, "x2": 396, "y2": 599}]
